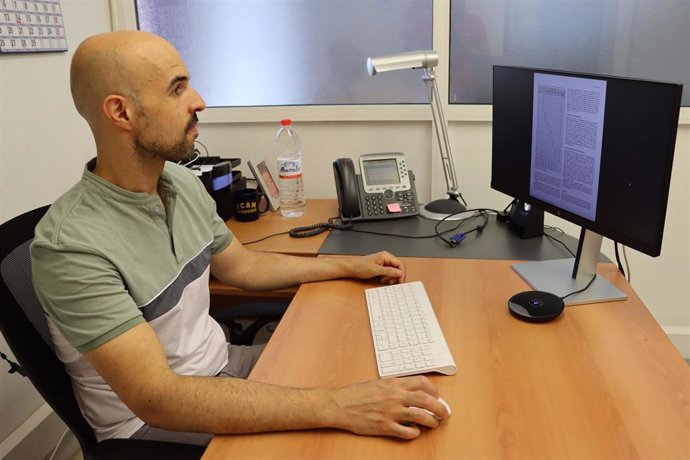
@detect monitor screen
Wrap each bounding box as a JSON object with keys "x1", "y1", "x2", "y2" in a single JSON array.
[{"x1": 492, "y1": 66, "x2": 682, "y2": 257}]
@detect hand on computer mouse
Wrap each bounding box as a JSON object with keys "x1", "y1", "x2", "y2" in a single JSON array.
[
  {"x1": 331, "y1": 376, "x2": 448, "y2": 439},
  {"x1": 411, "y1": 397, "x2": 452, "y2": 421}
]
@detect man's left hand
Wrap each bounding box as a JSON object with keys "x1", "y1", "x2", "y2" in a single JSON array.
[{"x1": 348, "y1": 251, "x2": 406, "y2": 285}]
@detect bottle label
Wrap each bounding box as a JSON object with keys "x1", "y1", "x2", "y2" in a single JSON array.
[{"x1": 278, "y1": 159, "x2": 302, "y2": 179}]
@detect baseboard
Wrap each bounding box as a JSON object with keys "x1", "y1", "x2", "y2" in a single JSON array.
[
  {"x1": 0, "y1": 403, "x2": 52, "y2": 458},
  {"x1": 1, "y1": 406, "x2": 78, "y2": 460},
  {"x1": 662, "y1": 326, "x2": 690, "y2": 359}
]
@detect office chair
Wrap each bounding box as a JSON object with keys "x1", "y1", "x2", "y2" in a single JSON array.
[
  {"x1": 212, "y1": 301, "x2": 287, "y2": 346},
  {"x1": 0, "y1": 205, "x2": 285, "y2": 459}
]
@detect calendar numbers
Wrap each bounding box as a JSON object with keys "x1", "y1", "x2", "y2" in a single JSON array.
[{"x1": 0, "y1": 0, "x2": 66, "y2": 53}]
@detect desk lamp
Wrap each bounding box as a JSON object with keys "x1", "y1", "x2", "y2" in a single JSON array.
[{"x1": 367, "y1": 50, "x2": 470, "y2": 220}]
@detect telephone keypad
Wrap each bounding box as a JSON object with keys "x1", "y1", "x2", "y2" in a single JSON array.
[
  {"x1": 364, "y1": 191, "x2": 417, "y2": 218},
  {"x1": 364, "y1": 194, "x2": 385, "y2": 216}
]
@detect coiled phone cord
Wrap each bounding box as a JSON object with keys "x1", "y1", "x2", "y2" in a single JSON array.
[{"x1": 289, "y1": 218, "x2": 354, "y2": 238}]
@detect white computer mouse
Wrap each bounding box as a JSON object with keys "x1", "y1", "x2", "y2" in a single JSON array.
[
  {"x1": 415, "y1": 397, "x2": 451, "y2": 420},
  {"x1": 438, "y1": 397, "x2": 451, "y2": 415}
]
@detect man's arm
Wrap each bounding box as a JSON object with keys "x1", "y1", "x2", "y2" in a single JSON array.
[
  {"x1": 210, "y1": 237, "x2": 406, "y2": 291},
  {"x1": 84, "y1": 321, "x2": 449, "y2": 439}
]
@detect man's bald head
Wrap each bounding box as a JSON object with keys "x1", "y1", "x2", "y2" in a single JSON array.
[{"x1": 70, "y1": 31, "x2": 180, "y2": 124}]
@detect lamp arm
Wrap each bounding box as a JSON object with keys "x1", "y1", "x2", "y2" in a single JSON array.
[{"x1": 423, "y1": 68, "x2": 461, "y2": 200}]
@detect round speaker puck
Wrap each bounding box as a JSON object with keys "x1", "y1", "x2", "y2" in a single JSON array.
[{"x1": 508, "y1": 291, "x2": 565, "y2": 322}]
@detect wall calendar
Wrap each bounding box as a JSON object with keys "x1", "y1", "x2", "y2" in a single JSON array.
[{"x1": 0, "y1": 0, "x2": 66, "y2": 53}]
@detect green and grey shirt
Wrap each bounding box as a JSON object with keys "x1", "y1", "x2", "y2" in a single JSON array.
[{"x1": 31, "y1": 159, "x2": 233, "y2": 441}]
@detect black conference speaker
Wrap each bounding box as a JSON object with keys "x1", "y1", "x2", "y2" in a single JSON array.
[{"x1": 509, "y1": 200, "x2": 544, "y2": 239}]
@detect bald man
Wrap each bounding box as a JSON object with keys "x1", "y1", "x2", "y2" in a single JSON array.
[{"x1": 30, "y1": 31, "x2": 448, "y2": 446}]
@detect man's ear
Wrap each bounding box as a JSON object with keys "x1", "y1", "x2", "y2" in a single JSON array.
[{"x1": 103, "y1": 95, "x2": 134, "y2": 131}]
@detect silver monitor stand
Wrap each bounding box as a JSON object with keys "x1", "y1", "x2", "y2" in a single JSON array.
[{"x1": 512, "y1": 229, "x2": 627, "y2": 306}]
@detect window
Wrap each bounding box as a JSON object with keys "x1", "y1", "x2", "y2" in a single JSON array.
[
  {"x1": 136, "y1": 0, "x2": 433, "y2": 107},
  {"x1": 449, "y1": 0, "x2": 690, "y2": 106}
]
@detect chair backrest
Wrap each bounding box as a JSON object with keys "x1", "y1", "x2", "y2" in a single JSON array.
[{"x1": 0, "y1": 205, "x2": 99, "y2": 455}]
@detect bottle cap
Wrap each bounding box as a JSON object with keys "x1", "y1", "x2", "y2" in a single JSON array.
[{"x1": 280, "y1": 119, "x2": 292, "y2": 126}]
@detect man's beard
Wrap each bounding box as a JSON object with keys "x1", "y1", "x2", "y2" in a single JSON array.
[
  {"x1": 134, "y1": 114, "x2": 198, "y2": 162},
  {"x1": 134, "y1": 134, "x2": 194, "y2": 163}
]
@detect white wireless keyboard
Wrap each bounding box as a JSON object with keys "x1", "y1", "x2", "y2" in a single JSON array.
[{"x1": 365, "y1": 281, "x2": 457, "y2": 378}]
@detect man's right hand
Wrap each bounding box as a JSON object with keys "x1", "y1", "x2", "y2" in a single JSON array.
[
  {"x1": 329, "y1": 376, "x2": 450, "y2": 439},
  {"x1": 85, "y1": 321, "x2": 450, "y2": 438}
]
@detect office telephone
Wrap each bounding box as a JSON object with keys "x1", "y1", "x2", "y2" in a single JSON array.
[{"x1": 333, "y1": 152, "x2": 419, "y2": 221}]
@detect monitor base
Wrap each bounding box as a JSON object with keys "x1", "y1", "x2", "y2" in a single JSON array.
[{"x1": 512, "y1": 259, "x2": 627, "y2": 306}]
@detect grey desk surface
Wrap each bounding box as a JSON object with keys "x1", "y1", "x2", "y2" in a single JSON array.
[{"x1": 320, "y1": 214, "x2": 609, "y2": 262}]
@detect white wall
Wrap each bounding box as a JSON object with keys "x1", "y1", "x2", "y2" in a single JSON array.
[
  {"x1": 0, "y1": 1, "x2": 112, "y2": 458},
  {"x1": 1, "y1": 0, "x2": 688, "y2": 457}
]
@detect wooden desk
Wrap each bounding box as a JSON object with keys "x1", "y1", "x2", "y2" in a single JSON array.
[
  {"x1": 227, "y1": 198, "x2": 337, "y2": 256},
  {"x1": 203, "y1": 258, "x2": 689, "y2": 459},
  {"x1": 209, "y1": 199, "x2": 338, "y2": 297}
]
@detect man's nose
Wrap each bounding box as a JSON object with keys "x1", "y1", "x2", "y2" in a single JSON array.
[{"x1": 190, "y1": 87, "x2": 206, "y2": 112}]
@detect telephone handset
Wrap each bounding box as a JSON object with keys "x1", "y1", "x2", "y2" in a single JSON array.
[{"x1": 333, "y1": 152, "x2": 419, "y2": 221}]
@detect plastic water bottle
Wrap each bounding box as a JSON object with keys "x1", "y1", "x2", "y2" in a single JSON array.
[{"x1": 274, "y1": 119, "x2": 306, "y2": 217}]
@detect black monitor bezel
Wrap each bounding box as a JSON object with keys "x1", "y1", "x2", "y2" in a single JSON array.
[{"x1": 491, "y1": 65, "x2": 682, "y2": 257}]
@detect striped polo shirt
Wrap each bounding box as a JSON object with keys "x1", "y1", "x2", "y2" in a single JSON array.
[{"x1": 31, "y1": 159, "x2": 233, "y2": 441}]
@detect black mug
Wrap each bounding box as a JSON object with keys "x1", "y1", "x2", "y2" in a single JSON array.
[{"x1": 233, "y1": 188, "x2": 269, "y2": 222}]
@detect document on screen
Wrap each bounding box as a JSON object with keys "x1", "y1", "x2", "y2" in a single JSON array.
[{"x1": 529, "y1": 73, "x2": 606, "y2": 222}]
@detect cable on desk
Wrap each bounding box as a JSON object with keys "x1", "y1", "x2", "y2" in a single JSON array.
[
  {"x1": 289, "y1": 218, "x2": 353, "y2": 238},
  {"x1": 542, "y1": 227, "x2": 576, "y2": 257},
  {"x1": 244, "y1": 208, "x2": 499, "y2": 247},
  {"x1": 434, "y1": 210, "x2": 490, "y2": 247},
  {"x1": 286, "y1": 211, "x2": 484, "y2": 241},
  {"x1": 345, "y1": 227, "x2": 444, "y2": 240},
  {"x1": 543, "y1": 225, "x2": 565, "y2": 236},
  {"x1": 240, "y1": 215, "x2": 345, "y2": 244},
  {"x1": 560, "y1": 273, "x2": 597, "y2": 301},
  {"x1": 346, "y1": 208, "x2": 498, "y2": 247},
  {"x1": 241, "y1": 230, "x2": 291, "y2": 245}
]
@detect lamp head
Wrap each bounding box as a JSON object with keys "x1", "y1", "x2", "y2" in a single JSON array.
[{"x1": 366, "y1": 50, "x2": 439, "y2": 76}]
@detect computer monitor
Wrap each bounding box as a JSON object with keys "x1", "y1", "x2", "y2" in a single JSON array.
[{"x1": 492, "y1": 65, "x2": 683, "y2": 305}]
